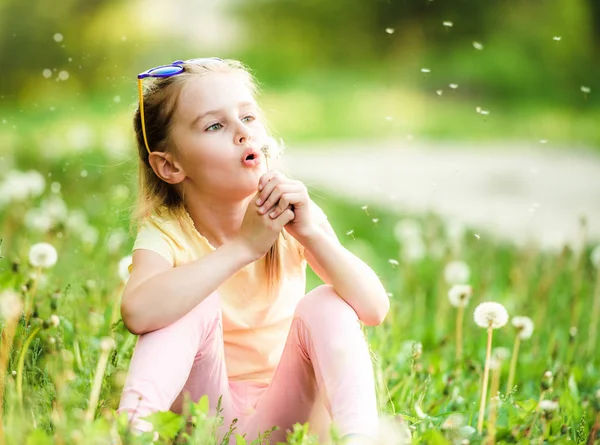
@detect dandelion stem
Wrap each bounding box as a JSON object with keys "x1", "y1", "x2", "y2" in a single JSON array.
[
  {"x1": 506, "y1": 335, "x2": 521, "y2": 395},
  {"x1": 16, "y1": 326, "x2": 41, "y2": 409},
  {"x1": 456, "y1": 305, "x2": 464, "y2": 361},
  {"x1": 24, "y1": 267, "x2": 41, "y2": 325},
  {"x1": 486, "y1": 365, "x2": 501, "y2": 445},
  {"x1": 86, "y1": 346, "x2": 111, "y2": 422},
  {"x1": 587, "y1": 268, "x2": 600, "y2": 355},
  {"x1": 0, "y1": 317, "x2": 19, "y2": 445},
  {"x1": 477, "y1": 325, "x2": 493, "y2": 434}
]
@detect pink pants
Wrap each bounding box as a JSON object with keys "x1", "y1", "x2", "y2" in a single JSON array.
[{"x1": 118, "y1": 285, "x2": 379, "y2": 444}]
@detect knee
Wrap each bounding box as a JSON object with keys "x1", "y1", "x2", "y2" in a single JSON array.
[{"x1": 294, "y1": 285, "x2": 359, "y2": 329}]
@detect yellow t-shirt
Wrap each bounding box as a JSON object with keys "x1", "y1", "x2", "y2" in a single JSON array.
[{"x1": 131, "y1": 206, "x2": 325, "y2": 384}]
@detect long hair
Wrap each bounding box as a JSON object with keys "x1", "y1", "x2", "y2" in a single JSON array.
[{"x1": 131, "y1": 59, "x2": 282, "y2": 291}]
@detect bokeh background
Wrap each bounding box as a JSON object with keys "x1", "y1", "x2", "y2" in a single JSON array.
[{"x1": 2, "y1": 1, "x2": 600, "y2": 443}]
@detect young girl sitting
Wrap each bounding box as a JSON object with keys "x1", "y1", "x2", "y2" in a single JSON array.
[{"x1": 117, "y1": 57, "x2": 390, "y2": 444}]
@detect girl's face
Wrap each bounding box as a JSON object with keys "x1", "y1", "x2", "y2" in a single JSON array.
[{"x1": 171, "y1": 72, "x2": 269, "y2": 200}]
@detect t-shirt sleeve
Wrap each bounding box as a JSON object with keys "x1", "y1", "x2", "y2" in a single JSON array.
[{"x1": 132, "y1": 217, "x2": 176, "y2": 267}]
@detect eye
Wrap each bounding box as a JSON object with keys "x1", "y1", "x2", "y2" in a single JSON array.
[
  {"x1": 242, "y1": 115, "x2": 256, "y2": 123},
  {"x1": 206, "y1": 122, "x2": 223, "y2": 131}
]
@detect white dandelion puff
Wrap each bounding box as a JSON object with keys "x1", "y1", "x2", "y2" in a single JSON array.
[
  {"x1": 448, "y1": 284, "x2": 473, "y2": 307},
  {"x1": 512, "y1": 316, "x2": 534, "y2": 340},
  {"x1": 474, "y1": 302, "x2": 509, "y2": 328},
  {"x1": 444, "y1": 261, "x2": 471, "y2": 284},
  {"x1": 100, "y1": 337, "x2": 116, "y2": 352},
  {"x1": 493, "y1": 347, "x2": 510, "y2": 361},
  {"x1": 29, "y1": 242, "x2": 58, "y2": 268},
  {"x1": 441, "y1": 413, "x2": 465, "y2": 430},
  {"x1": 539, "y1": 400, "x2": 559, "y2": 413},
  {"x1": 118, "y1": 256, "x2": 132, "y2": 283},
  {"x1": 49, "y1": 314, "x2": 60, "y2": 327}
]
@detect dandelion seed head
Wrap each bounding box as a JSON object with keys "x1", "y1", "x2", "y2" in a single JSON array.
[
  {"x1": 118, "y1": 255, "x2": 132, "y2": 283},
  {"x1": 29, "y1": 242, "x2": 58, "y2": 268},
  {"x1": 473, "y1": 302, "x2": 509, "y2": 328},
  {"x1": 539, "y1": 400, "x2": 559, "y2": 413},
  {"x1": 346, "y1": 229, "x2": 354, "y2": 236},
  {"x1": 512, "y1": 316, "x2": 534, "y2": 339},
  {"x1": 0, "y1": 290, "x2": 23, "y2": 321},
  {"x1": 448, "y1": 284, "x2": 473, "y2": 307},
  {"x1": 493, "y1": 347, "x2": 511, "y2": 361},
  {"x1": 43, "y1": 69, "x2": 52, "y2": 79},
  {"x1": 53, "y1": 33, "x2": 63, "y2": 42},
  {"x1": 49, "y1": 314, "x2": 60, "y2": 327},
  {"x1": 444, "y1": 261, "x2": 471, "y2": 284},
  {"x1": 58, "y1": 71, "x2": 69, "y2": 81},
  {"x1": 441, "y1": 413, "x2": 465, "y2": 430}
]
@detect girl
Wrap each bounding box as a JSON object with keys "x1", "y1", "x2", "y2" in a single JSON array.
[{"x1": 118, "y1": 57, "x2": 390, "y2": 444}]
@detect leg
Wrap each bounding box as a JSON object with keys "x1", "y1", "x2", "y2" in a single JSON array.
[
  {"x1": 118, "y1": 292, "x2": 235, "y2": 434},
  {"x1": 243, "y1": 285, "x2": 379, "y2": 443}
]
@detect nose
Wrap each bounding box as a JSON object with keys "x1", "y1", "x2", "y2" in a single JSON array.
[{"x1": 235, "y1": 122, "x2": 251, "y2": 145}]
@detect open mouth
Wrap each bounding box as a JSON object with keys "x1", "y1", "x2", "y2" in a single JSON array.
[{"x1": 245, "y1": 153, "x2": 256, "y2": 161}]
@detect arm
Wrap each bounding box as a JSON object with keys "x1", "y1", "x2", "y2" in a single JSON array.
[
  {"x1": 121, "y1": 239, "x2": 255, "y2": 335},
  {"x1": 299, "y1": 221, "x2": 390, "y2": 326}
]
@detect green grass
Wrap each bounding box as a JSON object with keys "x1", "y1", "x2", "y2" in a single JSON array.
[{"x1": 0, "y1": 146, "x2": 599, "y2": 444}]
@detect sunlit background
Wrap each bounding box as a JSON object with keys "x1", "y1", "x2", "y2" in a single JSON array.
[{"x1": 1, "y1": 1, "x2": 600, "y2": 443}]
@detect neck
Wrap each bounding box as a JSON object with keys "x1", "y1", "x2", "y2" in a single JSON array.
[{"x1": 183, "y1": 189, "x2": 252, "y2": 248}]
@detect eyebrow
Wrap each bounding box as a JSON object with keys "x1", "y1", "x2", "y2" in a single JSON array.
[{"x1": 190, "y1": 101, "x2": 256, "y2": 127}]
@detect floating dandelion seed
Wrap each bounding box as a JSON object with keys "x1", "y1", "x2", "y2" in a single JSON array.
[
  {"x1": 449, "y1": 83, "x2": 459, "y2": 89},
  {"x1": 58, "y1": 71, "x2": 69, "y2": 81},
  {"x1": 442, "y1": 21, "x2": 454, "y2": 28},
  {"x1": 372, "y1": 218, "x2": 379, "y2": 224},
  {"x1": 421, "y1": 68, "x2": 431, "y2": 73},
  {"x1": 444, "y1": 261, "x2": 471, "y2": 285},
  {"x1": 53, "y1": 33, "x2": 63, "y2": 42},
  {"x1": 43, "y1": 69, "x2": 52, "y2": 79},
  {"x1": 474, "y1": 301, "x2": 508, "y2": 434},
  {"x1": 474, "y1": 233, "x2": 480, "y2": 240},
  {"x1": 388, "y1": 259, "x2": 399, "y2": 266},
  {"x1": 436, "y1": 90, "x2": 443, "y2": 96},
  {"x1": 385, "y1": 28, "x2": 395, "y2": 34},
  {"x1": 540, "y1": 139, "x2": 548, "y2": 144},
  {"x1": 386, "y1": 292, "x2": 394, "y2": 298},
  {"x1": 480, "y1": 110, "x2": 489, "y2": 115},
  {"x1": 581, "y1": 86, "x2": 591, "y2": 94},
  {"x1": 29, "y1": 243, "x2": 58, "y2": 268},
  {"x1": 553, "y1": 36, "x2": 561, "y2": 41},
  {"x1": 473, "y1": 41, "x2": 484, "y2": 50},
  {"x1": 118, "y1": 256, "x2": 132, "y2": 283},
  {"x1": 361, "y1": 205, "x2": 370, "y2": 216}
]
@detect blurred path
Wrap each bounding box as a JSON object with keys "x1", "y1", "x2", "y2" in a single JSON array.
[{"x1": 282, "y1": 140, "x2": 600, "y2": 249}]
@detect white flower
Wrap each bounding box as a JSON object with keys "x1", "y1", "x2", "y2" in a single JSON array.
[
  {"x1": 0, "y1": 170, "x2": 46, "y2": 203},
  {"x1": 100, "y1": 337, "x2": 116, "y2": 352},
  {"x1": 49, "y1": 314, "x2": 60, "y2": 327},
  {"x1": 66, "y1": 210, "x2": 88, "y2": 232},
  {"x1": 493, "y1": 347, "x2": 511, "y2": 361},
  {"x1": 40, "y1": 195, "x2": 68, "y2": 222},
  {"x1": 118, "y1": 256, "x2": 132, "y2": 282},
  {"x1": 591, "y1": 244, "x2": 600, "y2": 269},
  {"x1": 539, "y1": 400, "x2": 559, "y2": 413},
  {"x1": 448, "y1": 284, "x2": 473, "y2": 307},
  {"x1": 24, "y1": 208, "x2": 54, "y2": 233},
  {"x1": 474, "y1": 302, "x2": 509, "y2": 329},
  {"x1": 393, "y1": 219, "x2": 421, "y2": 243},
  {"x1": 80, "y1": 225, "x2": 99, "y2": 247},
  {"x1": 29, "y1": 242, "x2": 58, "y2": 268},
  {"x1": 512, "y1": 316, "x2": 534, "y2": 340},
  {"x1": 0, "y1": 290, "x2": 23, "y2": 321},
  {"x1": 444, "y1": 261, "x2": 471, "y2": 284}
]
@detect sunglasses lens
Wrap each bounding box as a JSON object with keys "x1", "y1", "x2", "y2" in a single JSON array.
[{"x1": 148, "y1": 66, "x2": 183, "y2": 77}]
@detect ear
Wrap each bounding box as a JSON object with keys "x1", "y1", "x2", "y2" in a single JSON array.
[{"x1": 148, "y1": 152, "x2": 186, "y2": 184}]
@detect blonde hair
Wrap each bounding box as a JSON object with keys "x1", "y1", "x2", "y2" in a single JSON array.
[{"x1": 131, "y1": 59, "x2": 282, "y2": 290}]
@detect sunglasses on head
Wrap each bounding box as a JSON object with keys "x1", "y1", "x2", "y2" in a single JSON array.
[{"x1": 137, "y1": 57, "x2": 223, "y2": 155}]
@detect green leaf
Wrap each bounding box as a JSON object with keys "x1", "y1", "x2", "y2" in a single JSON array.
[
  {"x1": 142, "y1": 410, "x2": 184, "y2": 440},
  {"x1": 197, "y1": 394, "x2": 209, "y2": 414},
  {"x1": 235, "y1": 433, "x2": 248, "y2": 445}
]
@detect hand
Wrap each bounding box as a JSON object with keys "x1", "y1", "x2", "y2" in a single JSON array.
[
  {"x1": 255, "y1": 171, "x2": 319, "y2": 242},
  {"x1": 234, "y1": 191, "x2": 296, "y2": 261}
]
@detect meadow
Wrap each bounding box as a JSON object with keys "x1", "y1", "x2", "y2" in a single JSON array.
[{"x1": 0, "y1": 141, "x2": 599, "y2": 445}]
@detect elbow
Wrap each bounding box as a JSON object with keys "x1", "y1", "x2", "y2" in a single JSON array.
[
  {"x1": 120, "y1": 298, "x2": 149, "y2": 335},
  {"x1": 360, "y1": 293, "x2": 390, "y2": 327}
]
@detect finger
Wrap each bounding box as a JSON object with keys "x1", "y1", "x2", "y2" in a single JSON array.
[
  {"x1": 269, "y1": 193, "x2": 304, "y2": 219},
  {"x1": 274, "y1": 208, "x2": 295, "y2": 228},
  {"x1": 258, "y1": 183, "x2": 297, "y2": 215},
  {"x1": 257, "y1": 170, "x2": 284, "y2": 192},
  {"x1": 256, "y1": 174, "x2": 286, "y2": 207}
]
